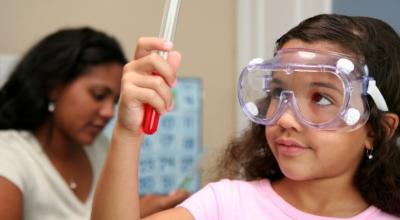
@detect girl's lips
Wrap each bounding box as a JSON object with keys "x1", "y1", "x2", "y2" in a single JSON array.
[{"x1": 275, "y1": 138, "x2": 308, "y2": 155}]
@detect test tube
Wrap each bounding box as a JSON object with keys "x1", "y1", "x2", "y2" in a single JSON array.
[{"x1": 142, "y1": 0, "x2": 182, "y2": 135}]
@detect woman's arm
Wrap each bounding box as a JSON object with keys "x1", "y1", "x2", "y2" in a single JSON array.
[
  {"x1": 0, "y1": 178, "x2": 23, "y2": 220},
  {"x1": 91, "y1": 37, "x2": 193, "y2": 220}
]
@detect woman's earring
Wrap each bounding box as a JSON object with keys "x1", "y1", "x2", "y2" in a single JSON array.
[
  {"x1": 366, "y1": 148, "x2": 374, "y2": 160},
  {"x1": 48, "y1": 101, "x2": 55, "y2": 113}
]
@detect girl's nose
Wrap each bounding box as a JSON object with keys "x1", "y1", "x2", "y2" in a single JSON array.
[{"x1": 275, "y1": 106, "x2": 303, "y2": 132}]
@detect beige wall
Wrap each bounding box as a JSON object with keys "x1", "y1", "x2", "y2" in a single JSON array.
[{"x1": 0, "y1": 0, "x2": 236, "y2": 179}]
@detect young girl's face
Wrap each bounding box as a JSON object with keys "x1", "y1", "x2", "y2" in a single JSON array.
[{"x1": 265, "y1": 39, "x2": 373, "y2": 181}]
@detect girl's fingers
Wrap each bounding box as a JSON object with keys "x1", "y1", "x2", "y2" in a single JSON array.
[
  {"x1": 125, "y1": 84, "x2": 170, "y2": 115},
  {"x1": 124, "y1": 53, "x2": 178, "y2": 87},
  {"x1": 167, "y1": 50, "x2": 182, "y2": 73},
  {"x1": 122, "y1": 73, "x2": 174, "y2": 111},
  {"x1": 134, "y1": 37, "x2": 173, "y2": 59},
  {"x1": 115, "y1": 37, "x2": 179, "y2": 133}
]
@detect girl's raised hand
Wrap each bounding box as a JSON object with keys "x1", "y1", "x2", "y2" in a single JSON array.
[{"x1": 115, "y1": 37, "x2": 181, "y2": 136}]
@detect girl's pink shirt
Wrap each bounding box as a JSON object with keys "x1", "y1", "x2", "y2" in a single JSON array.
[{"x1": 179, "y1": 179, "x2": 399, "y2": 220}]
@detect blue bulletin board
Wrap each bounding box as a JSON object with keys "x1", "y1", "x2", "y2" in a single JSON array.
[{"x1": 102, "y1": 77, "x2": 202, "y2": 195}]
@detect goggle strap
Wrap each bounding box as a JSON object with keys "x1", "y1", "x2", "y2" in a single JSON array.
[{"x1": 367, "y1": 80, "x2": 389, "y2": 111}]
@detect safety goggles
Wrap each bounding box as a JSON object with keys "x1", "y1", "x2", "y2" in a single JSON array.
[{"x1": 238, "y1": 48, "x2": 388, "y2": 132}]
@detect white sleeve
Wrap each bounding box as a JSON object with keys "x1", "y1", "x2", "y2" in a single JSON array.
[{"x1": 0, "y1": 134, "x2": 27, "y2": 192}]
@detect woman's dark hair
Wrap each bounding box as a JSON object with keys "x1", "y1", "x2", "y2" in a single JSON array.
[
  {"x1": 217, "y1": 14, "x2": 400, "y2": 215},
  {"x1": 0, "y1": 27, "x2": 127, "y2": 131}
]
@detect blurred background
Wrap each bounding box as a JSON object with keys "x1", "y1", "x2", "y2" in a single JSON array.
[{"x1": 1, "y1": 0, "x2": 399, "y2": 185}]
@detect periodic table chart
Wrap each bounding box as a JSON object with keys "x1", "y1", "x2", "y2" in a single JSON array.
[{"x1": 103, "y1": 77, "x2": 203, "y2": 195}]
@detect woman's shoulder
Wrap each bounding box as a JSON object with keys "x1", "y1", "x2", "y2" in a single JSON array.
[
  {"x1": 0, "y1": 129, "x2": 24, "y2": 140},
  {"x1": 0, "y1": 129, "x2": 37, "y2": 149},
  {"x1": 0, "y1": 130, "x2": 38, "y2": 191},
  {"x1": 0, "y1": 129, "x2": 41, "y2": 161},
  {"x1": 0, "y1": 129, "x2": 42, "y2": 170}
]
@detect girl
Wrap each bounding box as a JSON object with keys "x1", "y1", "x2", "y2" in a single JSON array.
[{"x1": 91, "y1": 14, "x2": 400, "y2": 219}]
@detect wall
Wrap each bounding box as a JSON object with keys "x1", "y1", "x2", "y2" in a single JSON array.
[
  {"x1": 332, "y1": 0, "x2": 400, "y2": 31},
  {"x1": 0, "y1": 0, "x2": 236, "y2": 182}
]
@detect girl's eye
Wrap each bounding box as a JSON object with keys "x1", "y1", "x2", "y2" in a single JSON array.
[{"x1": 311, "y1": 93, "x2": 333, "y2": 106}]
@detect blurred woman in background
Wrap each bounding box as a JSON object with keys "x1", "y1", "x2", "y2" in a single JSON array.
[{"x1": 0, "y1": 27, "x2": 188, "y2": 220}]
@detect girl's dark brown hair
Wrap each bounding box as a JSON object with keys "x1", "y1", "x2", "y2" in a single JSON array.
[{"x1": 217, "y1": 14, "x2": 400, "y2": 216}]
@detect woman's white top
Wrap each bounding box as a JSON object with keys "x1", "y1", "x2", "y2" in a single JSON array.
[{"x1": 0, "y1": 130, "x2": 109, "y2": 220}]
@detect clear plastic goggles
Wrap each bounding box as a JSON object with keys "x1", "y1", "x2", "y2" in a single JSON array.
[{"x1": 238, "y1": 48, "x2": 388, "y2": 131}]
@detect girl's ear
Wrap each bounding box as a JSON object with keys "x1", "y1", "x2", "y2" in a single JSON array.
[
  {"x1": 364, "y1": 113, "x2": 399, "y2": 150},
  {"x1": 381, "y1": 113, "x2": 399, "y2": 139}
]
